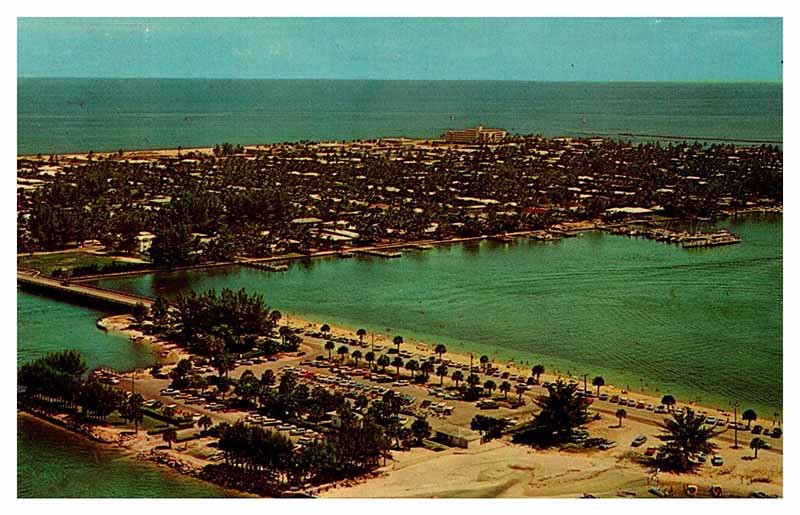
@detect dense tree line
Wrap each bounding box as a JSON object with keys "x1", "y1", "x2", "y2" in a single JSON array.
[{"x1": 17, "y1": 350, "x2": 131, "y2": 422}]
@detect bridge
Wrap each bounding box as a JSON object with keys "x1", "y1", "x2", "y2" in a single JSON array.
[{"x1": 17, "y1": 270, "x2": 154, "y2": 311}]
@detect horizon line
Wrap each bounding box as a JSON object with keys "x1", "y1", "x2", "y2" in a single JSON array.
[{"x1": 17, "y1": 76, "x2": 784, "y2": 84}]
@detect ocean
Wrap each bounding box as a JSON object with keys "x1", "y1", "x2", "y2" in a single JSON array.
[
  {"x1": 17, "y1": 79, "x2": 782, "y2": 155},
  {"x1": 17, "y1": 78, "x2": 783, "y2": 497}
]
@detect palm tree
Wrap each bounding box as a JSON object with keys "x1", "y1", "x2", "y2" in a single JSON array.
[
  {"x1": 393, "y1": 335, "x2": 404, "y2": 353},
  {"x1": 742, "y1": 409, "x2": 757, "y2": 429},
  {"x1": 337, "y1": 345, "x2": 349, "y2": 364},
  {"x1": 320, "y1": 324, "x2": 331, "y2": 337},
  {"x1": 365, "y1": 351, "x2": 376, "y2": 369},
  {"x1": 434, "y1": 344, "x2": 447, "y2": 360},
  {"x1": 351, "y1": 350, "x2": 362, "y2": 368},
  {"x1": 420, "y1": 360, "x2": 434, "y2": 382},
  {"x1": 162, "y1": 428, "x2": 178, "y2": 449},
  {"x1": 451, "y1": 370, "x2": 464, "y2": 388},
  {"x1": 532, "y1": 364, "x2": 545, "y2": 383},
  {"x1": 750, "y1": 437, "x2": 766, "y2": 459},
  {"x1": 198, "y1": 415, "x2": 213, "y2": 435},
  {"x1": 466, "y1": 373, "x2": 480, "y2": 388},
  {"x1": 499, "y1": 380, "x2": 511, "y2": 399},
  {"x1": 356, "y1": 328, "x2": 367, "y2": 345},
  {"x1": 436, "y1": 364, "x2": 449, "y2": 385},
  {"x1": 377, "y1": 354, "x2": 390, "y2": 373},
  {"x1": 484, "y1": 380, "x2": 496, "y2": 396},
  {"x1": 616, "y1": 408, "x2": 627, "y2": 427},
  {"x1": 592, "y1": 376, "x2": 605, "y2": 396},
  {"x1": 479, "y1": 355, "x2": 489, "y2": 371},
  {"x1": 392, "y1": 356, "x2": 404, "y2": 378},
  {"x1": 405, "y1": 359, "x2": 419, "y2": 379},
  {"x1": 324, "y1": 340, "x2": 335, "y2": 361},
  {"x1": 661, "y1": 394, "x2": 677, "y2": 412},
  {"x1": 656, "y1": 410, "x2": 718, "y2": 471}
]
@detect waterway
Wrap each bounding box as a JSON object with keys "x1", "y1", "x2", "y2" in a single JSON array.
[{"x1": 95, "y1": 216, "x2": 783, "y2": 416}]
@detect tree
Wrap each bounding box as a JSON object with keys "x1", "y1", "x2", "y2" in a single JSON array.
[
  {"x1": 162, "y1": 428, "x2": 178, "y2": 449},
  {"x1": 357, "y1": 328, "x2": 367, "y2": 345},
  {"x1": 198, "y1": 415, "x2": 213, "y2": 434},
  {"x1": 484, "y1": 380, "x2": 497, "y2": 396},
  {"x1": 337, "y1": 345, "x2": 350, "y2": 364},
  {"x1": 405, "y1": 359, "x2": 419, "y2": 379},
  {"x1": 121, "y1": 393, "x2": 144, "y2": 433},
  {"x1": 392, "y1": 356, "x2": 404, "y2": 378},
  {"x1": 393, "y1": 335, "x2": 404, "y2": 353},
  {"x1": 365, "y1": 351, "x2": 376, "y2": 369},
  {"x1": 260, "y1": 369, "x2": 276, "y2": 386},
  {"x1": 410, "y1": 417, "x2": 432, "y2": 444},
  {"x1": 466, "y1": 373, "x2": 481, "y2": 388},
  {"x1": 479, "y1": 355, "x2": 489, "y2": 370},
  {"x1": 661, "y1": 395, "x2": 677, "y2": 412},
  {"x1": 420, "y1": 360, "x2": 434, "y2": 381},
  {"x1": 436, "y1": 364, "x2": 448, "y2": 385},
  {"x1": 150, "y1": 223, "x2": 197, "y2": 268},
  {"x1": 351, "y1": 350, "x2": 362, "y2": 368},
  {"x1": 616, "y1": 408, "x2": 627, "y2": 428},
  {"x1": 499, "y1": 380, "x2": 512, "y2": 399},
  {"x1": 169, "y1": 359, "x2": 193, "y2": 389},
  {"x1": 434, "y1": 344, "x2": 447, "y2": 360},
  {"x1": 451, "y1": 370, "x2": 464, "y2": 388},
  {"x1": 324, "y1": 341, "x2": 335, "y2": 361},
  {"x1": 592, "y1": 376, "x2": 605, "y2": 396},
  {"x1": 235, "y1": 371, "x2": 261, "y2": 406},
  {"x1": 269, "y1": 310, "x2": 282, "y2": 325},
  {"x1": 531, "y1": 364, "x2": 545, "y2": 382},
  {"x1": 320, "y1": 324, "x2": 331, "y2": 336},
  {"x1": 150, "y1": 295, "x2": 171, "y2": 329},
  {"x1": 377, "y1": 354, "x2": 391, "y2": 372},
  {"x1": 513, "y1": 380, "x2": 586, "y2": 447},
  {"x1": 131, "y1": 302, "x2": 148, "y2": 327},
  {"x1": 742, "y1": 409, "x2": 757, "y2": 429},
  {"x1": 656, "y1": 409, "x2": 718, "y2": 472},
  {"x1": 471, "y1": 415, "x2": 510, "y2": 441},
  {"x1": 750, "y1": 437, "x2": 766, "y2": 459}
]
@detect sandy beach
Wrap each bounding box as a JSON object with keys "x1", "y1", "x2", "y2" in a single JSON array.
[{"x1": 71, "y1": 312, "x2": 783, "y2": 498}]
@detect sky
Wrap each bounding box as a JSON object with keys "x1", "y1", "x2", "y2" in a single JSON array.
[{"x1": 17, "y1": 18, "x2": 783, "y2": 81}]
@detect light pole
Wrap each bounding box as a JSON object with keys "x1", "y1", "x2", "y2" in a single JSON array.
[{"x1": 731, "y1": 401, "x2": 740, "y2": 449}]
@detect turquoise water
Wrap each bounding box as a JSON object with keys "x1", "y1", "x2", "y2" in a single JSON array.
[
  {"x1": 17, "y1": 79, "x2": 782, "y2": 155},
  {"x1": 96, "y1": 216, "x2": 782, "y2": 415},
  {"x1": 16, "y1": 290, "x2": 158, "y2": 370},
  {"x1": 16, "y1": 292, "x2": 229, "y2": 498},
  {"x1": 17, "y1": 414, "x2": 230, "y2": 498}
]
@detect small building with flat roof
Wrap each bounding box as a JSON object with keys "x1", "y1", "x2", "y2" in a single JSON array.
[{"x1": 431, "y1": 421, "x2": 481, "y2": 449}]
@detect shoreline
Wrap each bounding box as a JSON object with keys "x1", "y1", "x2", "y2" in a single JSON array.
[
  {"x1": 16, "y1": 408, "x2": 252, "y2": 498},
  {"x1": 19, "y1": 313, "x2": 782, "y2": 499},
  {"x1": 100, "y1": 310, "x2": 777, "y2": 433}
]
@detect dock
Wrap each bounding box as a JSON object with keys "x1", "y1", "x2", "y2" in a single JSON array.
[
  {"x1": 355, "y1": 249, "x2": 403, "y2": 258},
  {"x1": 242, "y1": 262, "x2": 289, "y2": 272}
]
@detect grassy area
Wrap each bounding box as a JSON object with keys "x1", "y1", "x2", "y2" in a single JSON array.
[{"x1": 17, "y1": 251, "x2": 144, "y2": 276}]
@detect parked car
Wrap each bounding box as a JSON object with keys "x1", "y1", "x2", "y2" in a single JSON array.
[
  {"x1": 631, "y1": 435, "x2": 647, "y2": 447},
  {"x1": 751, "y1": 424, "x2": 763, "y2": 435},
  {"x1": 711, "y1": 455, "x2": 724, "y2": 466}
]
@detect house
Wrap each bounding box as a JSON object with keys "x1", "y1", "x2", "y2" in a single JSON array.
[
  {"x1": 431, "y1": 421, "x2": 481, "y2": 449},
  {"x1": 135, "y1": 231, "x2": 156, "y2": 254}
]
